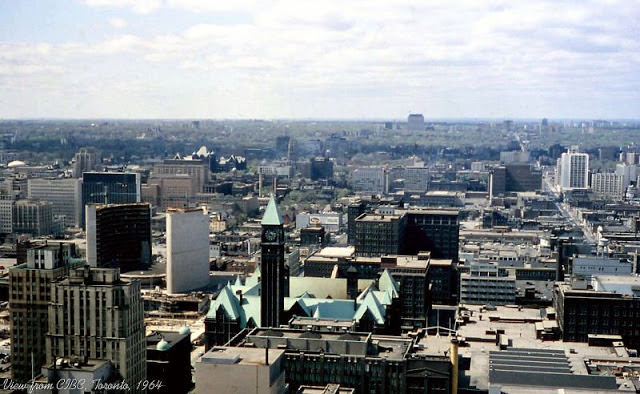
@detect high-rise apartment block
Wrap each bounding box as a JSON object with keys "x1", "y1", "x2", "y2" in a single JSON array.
[
  {"x1": 558, "y1": 148, "x2": 589, "y2": 190},
  {"x1": 9, "y1": 242, "x2": 80, "y2": 382},
  {"x1": 46, "y1": 267, "x2": 146, "y2": 390},
  {"x1": 166, "y1": 207, "x2": 210, "y2": 294},
  {"x1": 86, "y1": 203, "x2": 151, "y2": 271},
  {"x1": 591, "y1": 172, "x2": 624, "y2": 200},
  {"x1": 28, "y1": 177, "x2": 82, "y2": 227}
]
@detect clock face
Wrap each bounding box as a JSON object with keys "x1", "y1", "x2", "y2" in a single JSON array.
[{"x1": 265, "y1": 230, "x2": 277, "y2": 242}]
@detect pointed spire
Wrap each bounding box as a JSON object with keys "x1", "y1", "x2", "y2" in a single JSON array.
[{"x1": 261, "y1": 195, "x2": 284, "y2": 226}]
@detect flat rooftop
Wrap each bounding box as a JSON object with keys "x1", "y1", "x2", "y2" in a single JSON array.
[
  {"x1": 429, "y1": 304, "x2": 637, "y2": 392},
  {"x1": 316, "y1": 246, "x2": 355, "y2": 258},
  {"x1": 200, "y1": 346, "x2": 284, "y2": 366},
  {"x1": 593, "y1": 275, "x2": 640, "y2": 296},
  {"x1": 355, "y1": 214, "x2": 402, "y2": 222}
]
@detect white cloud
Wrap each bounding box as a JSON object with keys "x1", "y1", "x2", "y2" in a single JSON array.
[
  {"x1": 83, "y1": 0, "x2": 162, "y2": 14},
  {"x1": 108, "y1": 17, "x2": 127, "y2": 29},
  {"x1": 3, "y1": 0, "x2": 640, "y2": 118}
]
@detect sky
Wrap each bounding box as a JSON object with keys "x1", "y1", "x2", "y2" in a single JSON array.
[{"x1": 0, "y1": 0, "x2": 638, "y2": 120}]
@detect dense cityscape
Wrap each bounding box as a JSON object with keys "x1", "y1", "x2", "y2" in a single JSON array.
[
  {"x1": 0, "y1": 117, "x2": 636, "y2": 393},
  {"x1": 2, "y1": 0, "x2": 639, "y2": 393}
]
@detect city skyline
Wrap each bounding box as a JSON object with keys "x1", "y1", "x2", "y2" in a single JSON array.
[{"x1": 1, "y1": 0, "x2": 639, "y2": 119}]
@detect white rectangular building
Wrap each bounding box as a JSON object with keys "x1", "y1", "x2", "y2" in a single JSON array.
[
  {"x1": 28, "y1": 177, "x2": 82, "y2": 227},
  {"x1": 591, "y1": 172, "x2": 624, "y2": 200},
  {"x1": 166, "y1": 207, "x2": 210, "y2": 294},
  {"x1": 559, "y1": 148, "x2": 589, "y2": 190},
  {"x1": 350, "y1": 166, "x2": 388, "y2": 194}
]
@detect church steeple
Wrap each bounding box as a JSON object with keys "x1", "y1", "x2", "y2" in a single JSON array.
[{"x1": 260, "y1": 195, "x2": 286, "y2": 328}]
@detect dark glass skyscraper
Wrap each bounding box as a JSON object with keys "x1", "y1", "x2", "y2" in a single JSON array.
[{"x1": 81, "y1": 172, "x2": 140, "y2": 227}]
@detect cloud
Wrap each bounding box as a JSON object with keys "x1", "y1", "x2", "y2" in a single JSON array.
[
  {"x1": 3, "y1": 0, "x2": 640, "y2": 118},
  {"x1": 108, "y1": 17, "x2": 127, "y2": 29},
  {"x1": 82, "y1": 0, "x2": 162, "y2": 14}
]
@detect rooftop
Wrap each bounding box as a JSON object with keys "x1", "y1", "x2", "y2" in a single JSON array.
[
  {"x1": 355, "y1": 214, "x2": 403, "y2": 222},
  {"x1": 200, "y1": 346, "x2": 284, "y2": 366},
  {"x1": 434, "y1": 304, "x2": 640, "y2": 392},
  {"x1": 592, "y1": 275, "x2": 640, "y2": 296}
]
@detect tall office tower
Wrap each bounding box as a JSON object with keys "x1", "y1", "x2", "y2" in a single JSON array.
[
  {"x1": 28, "y1": 177, "x2": 82, "y2": 228},
  {"x1": 166, "y1": 207, "x2": 210, "y2": 294},
  {"x1": 46, "y1": 267, "x2": 146, "y2": 390},
  {"x1": 71, "y1": 147, "x2": 100, "y2": 178},
  {"x1": 81, "y1": 172, "x2": 141, "y2": 227},
  {"x1": 86, "y1": 203, "x2": 152, "y2": 271},
  {"x1": 559, "y1": 147, "x2": 589, "y2": 190},
  {"x1": 275, "y1": 135, "x2": 291, "y2": 159},
  {"x1": 407, "y1": 113, "x2": 425, "y2": 130},
  {"x1": 354, "y1": 213, "x2": 407, "y2": 257},
  {"x1": 347, "y1": 200, "x2": 367, "y2": 245},
  {"x1": 260, "y1": 196, "x2": 286, "y2": 328},
  {"x1": 9, "y1": 243, "x2": 79, "y2": 382},
  {"x1": 12, "y1": 199, "x2": 54, "y2": 236},
  {"x1": 310, "y1": 157, "x2": 333, "y2": 180},
  {"x1": 405, "y1": 209, "x2": 460, "y2": 261},
  {"x1": 153, "y1": 158, "x2": 210, "y2": 193}
]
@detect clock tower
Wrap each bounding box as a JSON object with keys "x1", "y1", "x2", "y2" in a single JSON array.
[{"x1": 260, "y1": 195, "x2": 286, "y2": 328}]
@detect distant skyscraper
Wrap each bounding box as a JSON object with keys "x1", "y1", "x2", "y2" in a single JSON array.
[
  {"x1": 46, "y1": 267, "x2": 146, "y2": 390},
  {"x1": 86, "y1": 203, "x2": 151, "y2": 272},
  {"x1": 166, "y1": 207, "x2": 210, "y2": 294},
  {"x1": 559, "y1": 147, "x2": 589, "y2": 190},
  {"x1": 72, "y1": 147, "x2": 100, "y2": 178},
  {"x1": 275, "y1": 135, "x2": 291, "y2": 159},
  {"x1": 81, "y1": 172, "x2": 141, "y2": 227},
  {"x1": 407, "y1": 114, "x2": 425, "y2": 130},
  {"x1": 260, "y1": 197, "x2": 287, "y2": 327},
  {"x1": 310, "y1": 157, "x2": 333, "y2": 180}
]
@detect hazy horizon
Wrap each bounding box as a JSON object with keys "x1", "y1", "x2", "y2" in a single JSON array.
[{"x1": 1, "y1": 1, "x2": 638, "y2": 119}]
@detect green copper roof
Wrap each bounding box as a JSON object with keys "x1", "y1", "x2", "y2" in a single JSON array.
[
  {"x1": 261, "y1": 196, "x2": 284, "y2": 226},
  {"x1": 378, "y1": 269, "x2": 400, "y2": 299}
]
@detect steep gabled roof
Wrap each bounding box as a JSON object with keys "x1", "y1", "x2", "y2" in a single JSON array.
[
  {"x1": 378, "y1": 269, "x2": 399, "y2": 299},
  {"x1": 354, "y1": 290, "x2": 386, "y2": 325},
  {"x1": 207, "y1": 285, "x2": 242, "y2": 320},
  {"x1": 261, "y1": 195, "x2": 284, "y2": 226}
]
